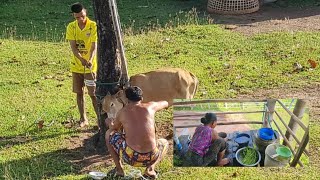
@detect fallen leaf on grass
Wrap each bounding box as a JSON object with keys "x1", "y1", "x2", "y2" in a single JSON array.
[
  {"x1": 38, "y1": 120, "x2": 44, "y2": 129},
  {"x1": 308, "y1": 59, "x2": 317, "y2": 68}
]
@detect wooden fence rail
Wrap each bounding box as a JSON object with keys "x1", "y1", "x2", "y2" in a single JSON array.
[
  {"x1": 173, "y1": 99, "x2": 267, "y2": 105},
  {"x1": 271, "y1": 119, "x2": 303, "y2": 166},
  {"x1": 277, "y1": 100, "x2": 307, "y2": 131},
  {"x1": 174, "y1": 121, "x2": 263, "y2": 128},
  {"x1": 275, "y1": 111, "x2": 310, "y2": 157},
  {"x1": 173, "y1": 111, "x2": 265, "y2": 118}
]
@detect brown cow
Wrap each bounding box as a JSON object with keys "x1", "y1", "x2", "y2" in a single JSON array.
[{"x1": 102, "y1": 68, "x2": 198, "y2": 118}]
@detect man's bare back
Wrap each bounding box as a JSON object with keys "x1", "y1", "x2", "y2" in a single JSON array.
[
  {"x1": 106, "y1": 86, "x2": 169, "y2": 177},
  {"x1": 119, "y1": 102, "x2": 157, "y2": 153}
]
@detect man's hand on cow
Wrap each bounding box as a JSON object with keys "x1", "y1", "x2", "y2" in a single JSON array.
[{"x1": 105, "y1": 117, "x2": 114, "y2": 128}]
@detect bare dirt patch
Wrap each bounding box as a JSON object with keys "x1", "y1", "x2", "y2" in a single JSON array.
[
  {"x1": 210, "y1": 3, "x2": 320, "y2": 35},
  {"x1": 64, "y1": 121, "x2": 174, "y2": 173},
  {"x1": 63, "y1": 130, "x2": 111, "y2": 173}
]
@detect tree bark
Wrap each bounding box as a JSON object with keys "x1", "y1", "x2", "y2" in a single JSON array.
[{"x1": 92, "y1": 0, "x2": 121, "y2": 153}]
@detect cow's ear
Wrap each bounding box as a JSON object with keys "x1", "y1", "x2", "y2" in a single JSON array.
[
  {"x1": 116, "y1": 90, "x2": 128, "y2": 105},
  {"x1": 115, "y1": 90, "x2": 124, "y2": 98},
  {"x1": 101, "y1": 96, "x2": 107, "y2": 113}
]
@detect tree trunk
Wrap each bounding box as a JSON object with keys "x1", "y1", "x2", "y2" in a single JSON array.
[{"x1": 92, "y1": 0, "x2": 121, "y2": 153}]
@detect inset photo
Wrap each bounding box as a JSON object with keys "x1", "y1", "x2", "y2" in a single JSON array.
[{"x1": 173, "y1": 99, "x2": 309, "y2": 167}]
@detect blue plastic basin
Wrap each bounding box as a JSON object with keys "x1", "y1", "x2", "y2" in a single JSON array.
[
  {"x1": 258, "y1": 128, "x2": 274, "y2": 140},
  {"x1": 235, "y1": 133, "x2": 250, "y2": 148}
]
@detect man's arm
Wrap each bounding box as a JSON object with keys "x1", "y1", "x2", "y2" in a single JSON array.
[
  {"x1": 86, "y1": 42, "x2": 97, "y2": 68},
  {"x1": 106, "y1": 114, "x2": 122, "y2": 131},
  {"x1": 150, "y1": 101, "x2": 169, "y2": 112},
  {"x1": 69, "y1": 40, "x2": 87, "y2": 66}
]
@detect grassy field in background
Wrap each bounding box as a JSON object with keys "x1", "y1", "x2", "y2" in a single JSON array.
[{"x1": 1, "y1": 0, "x2": 320, "y2": 179}]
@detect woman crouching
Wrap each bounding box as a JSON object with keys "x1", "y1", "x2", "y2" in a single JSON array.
[{"x1": 184, "y1": 112, "x2": 229, "y2": 166}]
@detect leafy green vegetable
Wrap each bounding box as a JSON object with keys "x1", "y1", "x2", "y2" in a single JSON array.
[{"x1": 241, "y1": 147, "x2": 258, "y2": 165}]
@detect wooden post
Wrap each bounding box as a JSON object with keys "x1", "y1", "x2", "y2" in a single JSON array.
[
  {"x1": 263, "y1": 99, "x2": 276, "y2": 128},
  {"x1": 283, "y1": 99, "x2": 307, "y2": 146},
  {"x1": 92, "y1": 0, "x2": 122, "y2": 152},
  {"x1": 290, "y1": 126, "x2": 309, "y2": 167}
]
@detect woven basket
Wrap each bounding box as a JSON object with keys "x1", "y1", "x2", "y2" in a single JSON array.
[{"x1": 207, "y1": 0, "x2": 260, "y2": 15}]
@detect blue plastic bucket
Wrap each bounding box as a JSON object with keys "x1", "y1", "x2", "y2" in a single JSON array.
[{"x1": 258, "y1": 128, "x2": 274, "y2": 140}]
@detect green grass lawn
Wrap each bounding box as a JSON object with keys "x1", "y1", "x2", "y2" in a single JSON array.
[{"x1": 1, "y1": 0, "x2": 320, "y2": 179}]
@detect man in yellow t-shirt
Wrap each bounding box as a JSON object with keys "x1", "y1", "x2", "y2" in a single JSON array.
[{"x1": 66, "y1": 2, "x2": 98, "y2": 128}]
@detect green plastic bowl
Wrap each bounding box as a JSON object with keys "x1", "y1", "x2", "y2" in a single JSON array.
[{"x1": 276, "y1": 146, "x2": 292, "y2": 158}]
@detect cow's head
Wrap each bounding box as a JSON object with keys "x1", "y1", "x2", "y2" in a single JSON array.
[{"x1": 102, "y1": 90, "x2": 128, "y2": 118}]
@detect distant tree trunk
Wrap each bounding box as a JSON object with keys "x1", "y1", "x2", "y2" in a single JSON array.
[{"x1": 92, "y1": 0, "x2": 121, "y2": 153}]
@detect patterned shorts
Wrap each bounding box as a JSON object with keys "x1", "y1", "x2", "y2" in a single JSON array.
[{"x1": 109, "y1": 131, "x2": 168, "y2": 167}]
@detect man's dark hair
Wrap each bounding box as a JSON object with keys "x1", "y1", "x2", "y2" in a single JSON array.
[
  {"x1": 125, "y1": 86, "x2": 143, "y2": 102},
  {"x1": 71, "y1": 2, "x2": 84, "y2": 13}
]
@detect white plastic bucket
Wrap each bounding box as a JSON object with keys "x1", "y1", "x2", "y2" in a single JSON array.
[{"x1": 264, "y1": 143, "x2": 291, "y2": 167}]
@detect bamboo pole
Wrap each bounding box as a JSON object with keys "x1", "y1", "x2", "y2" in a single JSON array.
[
  {"x1": 277, "y1": 100, "x2": 307, "y2": 131},
  {"x1": 173, "y1": 99, "x2": 267, "y2": 105},
  {"x1": 263, "y1": 99, "x2": 276, "y2": 128},
  {"x1": 291, "y1": 126, "x2": 309, "y2": 167},
  {"x1": 272, "y1": 120, "x2": 303, "y2": 167},
  {"x1": 283, "y1": 99, "x2": 307, "y2": 146},
  {"x1": 174, "y1": 121, "x2": 263, "y2": 128},
  {"x1": 109, "y1": 0, "x2": 129, "y2": 87},
  {"x1": 275, "y1": 111, "x2": 310, "y2": 157}
]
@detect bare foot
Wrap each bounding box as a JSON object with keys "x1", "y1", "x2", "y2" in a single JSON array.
[
  {"x1": 144, "y1": 168, "x2": 157, "y2": 178},
  {"x1": 116, "y1": 167, "x2": 125, "y2": 177},
  {"x1": 79, "y1": 119, "x2": 89, "y2": 127},
  {"x1": 217, "y1": 158, "x2": 229, "y2": 166}
]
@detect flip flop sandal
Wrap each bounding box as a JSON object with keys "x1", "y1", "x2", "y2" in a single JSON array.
[{"x1": 142, "y1": 171, "x2": 158, "y2": 180}]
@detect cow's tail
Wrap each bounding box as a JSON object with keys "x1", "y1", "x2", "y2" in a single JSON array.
[{"x1": 189, "y1": 72, "x2": 199, "y2": 98}]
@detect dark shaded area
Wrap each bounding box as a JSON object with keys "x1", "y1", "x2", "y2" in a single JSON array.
[
  {"x1": 1, "y1": 129, "x2": 111, "y2": 179},
  {"x1": 0, "y1": 131, "x2": 74, "y2": 149}
]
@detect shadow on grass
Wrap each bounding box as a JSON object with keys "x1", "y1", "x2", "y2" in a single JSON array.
[
  {"x1": 0, "y1": 131, "x2": 74, "y2": 149},
  {"x1": 0, "y1": 130, "x2": 112, "y2": 179},
  {"x1": 1, "y1": 0, "x2": 320, "y2": 42}
]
